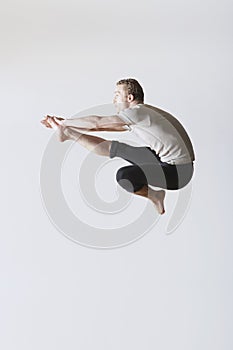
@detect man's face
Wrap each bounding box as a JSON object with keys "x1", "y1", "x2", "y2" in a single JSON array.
[{"x1": 113, "y1": 84, "x2": 130, "y2": 113}]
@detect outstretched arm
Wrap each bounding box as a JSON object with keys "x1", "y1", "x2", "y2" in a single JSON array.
[
  {"x1": 41, "y1": 115, "x2": 130, "y2": 132},
  {"x1": 95, "y1": 115, "x2": 131, "y2": 131},
  {"x1": 63, "y1": 115, "x2": 130, "y2": 132}
]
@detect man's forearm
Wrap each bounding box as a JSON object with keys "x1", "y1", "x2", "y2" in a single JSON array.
[
  {"x1": 62, "y1": 115, "x2": 129, "y2": 132},
  {"x1": 63, "y1": 125, "x2": 127, "y2": 137},
  {"x1": 62, "y1": 115, "x2": 100, "y2": 129}
]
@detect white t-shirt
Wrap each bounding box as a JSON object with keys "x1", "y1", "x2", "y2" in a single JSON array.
[{"x1": 118, "y1": 104, "x2": 195, "y2": 165}]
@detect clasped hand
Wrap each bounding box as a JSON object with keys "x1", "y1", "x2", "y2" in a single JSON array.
[{"x1": 40, "y1": 115, "x2": 64, "y2": 129}]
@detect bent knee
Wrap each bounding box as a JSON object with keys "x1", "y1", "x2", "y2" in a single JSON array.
[{"x1": 116, "y1": 167, "x2": 135, "y2": 192}]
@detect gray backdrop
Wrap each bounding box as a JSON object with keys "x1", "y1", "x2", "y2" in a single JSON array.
[{"x1": 1, "y1": 0, "x2": 232, "y2": 349}]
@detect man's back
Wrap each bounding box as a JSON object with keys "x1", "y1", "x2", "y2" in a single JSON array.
[{"x1": 118, "y1": 103, "x2": 195, "y2": 165}]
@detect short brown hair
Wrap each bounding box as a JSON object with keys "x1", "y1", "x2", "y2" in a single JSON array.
[{"x1": 116, "y1": 78, "x2": 144, "y2": 103}]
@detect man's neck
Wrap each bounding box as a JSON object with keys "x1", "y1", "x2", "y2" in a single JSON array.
[{"x1": 129, "y1": 101, "x2": 143, "y2": 108}]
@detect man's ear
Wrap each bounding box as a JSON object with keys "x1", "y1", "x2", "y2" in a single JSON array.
[{"x1": 127, "y1": 94, "x2": 134, "y2": 102}]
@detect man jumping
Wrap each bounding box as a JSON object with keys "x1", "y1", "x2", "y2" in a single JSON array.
[{"x1": 41, "y1": 78, "x2": 195, "y2": 215}]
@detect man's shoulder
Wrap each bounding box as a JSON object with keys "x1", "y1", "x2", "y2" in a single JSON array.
[
  {"x1": 119, "y1": 102, "x2": 169, "y2": 125},
  {"x1": 142, "y1": 104, "x2": 168, "y2": 115},
  {"x1": 121, "y1": 103, "x2": 149, "y2": 117},
  {"x1": 119, "y1": 105, "x2": 152, "y2": 127}
]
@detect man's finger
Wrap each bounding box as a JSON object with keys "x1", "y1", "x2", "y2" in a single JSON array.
[
  {"x1": 47, "y1": 116, "x2": 59, "y2": 129},
  {"x1": 41, "y1": 119, "x2": 52, "y2": 128},
  {"x1": 54, "y1": 117, "x2": 63, "y2": 125}
]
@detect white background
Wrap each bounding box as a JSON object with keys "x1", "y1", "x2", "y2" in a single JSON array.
[{"x1": 1, "y1": 0, "x2": 233, "y2": 349}]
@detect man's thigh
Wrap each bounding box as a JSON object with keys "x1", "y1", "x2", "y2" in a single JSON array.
[{"x1": 110, "y1": 140, "x2": 161, "y2": 165}]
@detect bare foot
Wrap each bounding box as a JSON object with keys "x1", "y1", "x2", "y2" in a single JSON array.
[
  {"x1": 40, "y1": 117, "x2": 52, "y2": 128},
  {"x1": 151, "y1": 190, "x2": 165, "y2": 215},
  {"x1": 46, "y1": 117, "x2": 69, "y2": 142}
]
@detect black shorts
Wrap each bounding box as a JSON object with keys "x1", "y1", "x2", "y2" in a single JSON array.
[{"x1": 110, "y1": 140, "x2": 194, "y2": 192}]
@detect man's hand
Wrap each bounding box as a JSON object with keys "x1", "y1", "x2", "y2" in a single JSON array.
[
  {"x1": 40, "y1": 115, "x2": 64, "y2": 128},
  {"x1": 44, "y1": 116, "x2": 69, "y2": 142}
]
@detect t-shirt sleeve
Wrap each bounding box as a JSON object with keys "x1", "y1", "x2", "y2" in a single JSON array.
[
  {"x1": 117, "y1": 111, "x2": 133, "y2": 124},
  {"x1": 119, "y1": 107, "x2": 151, "y2": 127}
]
